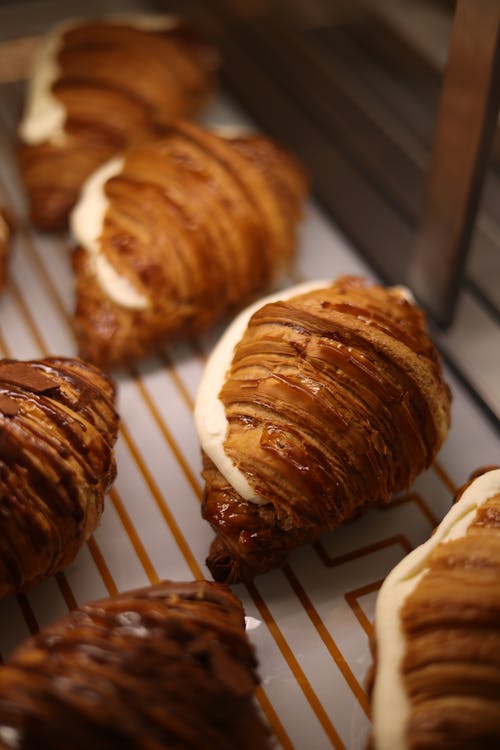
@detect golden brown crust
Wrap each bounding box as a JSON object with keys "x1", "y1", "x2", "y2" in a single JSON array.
[
  {"x1": 0, "y1": 357, "x2": 119, "y2": 597},
  {"x1": 0, "y1": 580, "x2": 272, "y2": 750},
  {"x1": 72, "y1": 121, "x2": 308, "y2": 369},
  {"x1": 202, "y1": 277, "x2": 451, "y2": 582},
  {"x1": 399, "y1": 492, "x2": 500, "y2": 750},
  {"x1": 0, "y1": 207, "x2": 12, "y2": 290},
  {"x1": 18, "y1": 19, "x2": 219, "y2": 231}
]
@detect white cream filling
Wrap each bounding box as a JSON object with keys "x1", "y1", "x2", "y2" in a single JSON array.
[
  {"x1": 372, "y1": 467, "x2": 500, "y2": 750},
  {"x1": 19, "y1": 13, "x2": 179, "y2": 146},
  {"x1": 391, "y1": 285, "x2": 416, "y2": 304},
  {"x1": 195, "y1": 282, "x2": 414, "y2": 505},
  {"x1": 19, "y1": 20, "x2": 69, "y2": 145},
  {"x1": 70, "y1": 156, "x2": 149, "y2": 311},
  {"x1": 210, "y1": 124, "x2": 253, "y2": 139},
  {"x1": 195, "y1": 280, "x2": 330, "y2": 504}
]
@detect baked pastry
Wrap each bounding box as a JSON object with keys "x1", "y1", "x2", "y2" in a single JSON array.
[
  {"x1": 0, "y1": 207, "x2": 12, "y2": 290},
  {"x1": 0, "y1": 357, "x2": 119, "y2": 597},
  {"x1": 0, "y1": 579, "x2": 272, "y2": 749},
  {"x1": 194, "y1": 276, "x2": 451, "y2": 583},
  {"x1": 70, "y1": 121, "x2": 308, "y2": 369},
  {"x1": 368, "y1": 466, "x2": 500, "y2": 750},
  {"x1": 17, "y1": 15, "x2": 219, "y2": 231}
]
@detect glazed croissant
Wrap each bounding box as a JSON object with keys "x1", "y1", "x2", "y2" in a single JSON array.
[
  {"x1": 70, "y1": 121, "x2": 308, "y2": 369},
  {"x1": 0, "y1": 580, "x2": 272, "y2": 750},
  {"x1": 0, "y1": 207, "x2": 11, "y2": 290},
  {"x1": 368, "y1": 466, "x2": 500, "y2": 750},
  {"x1": 195, "y1": 276, "x2": 451, "y2": 583},
  {"x1": 0, "y1": 357, "x2": 119, "y2": 597},
  {"x1": 17, "y1": 15, "x2": 219, "y2": 231}
]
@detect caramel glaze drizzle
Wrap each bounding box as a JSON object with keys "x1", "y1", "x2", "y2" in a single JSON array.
[
  {"x1": 203, "y1": 277, "x2": 451, "y2": 583},
  {"x1": 0, "y1": 580, "x2": 272, "y2": 750},
  {"x1": 0, "y1": 357, "x2": 119, "y2": 597},
  {"x1": 401, "y1": 492, "x2": 500, "y2": 750}
]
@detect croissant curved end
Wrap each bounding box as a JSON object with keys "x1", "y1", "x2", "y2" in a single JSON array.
[{"x1": 207, "y1": 536, "x2": 245, "y2": 585}]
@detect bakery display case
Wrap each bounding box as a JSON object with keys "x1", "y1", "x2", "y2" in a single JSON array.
[{"x1": 0, "y1": 1, "x2": 498, "y2": 748}]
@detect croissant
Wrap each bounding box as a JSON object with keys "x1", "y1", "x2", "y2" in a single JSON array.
[
  {"x1": 368, "y1": 466, "x2": 500, "y2": 750},
  {"x1": 0, "y1": 207, "x2": 11, "y2": 290},
  {"x1": 0, "y1": 579, "x2": 272, "y2": 749},
  {"x1": 194, "y1": 276, "x2": 452, "y2": 583},
  {"x1": 17, "y1": 15, "x2": 219, "y2": 231},
  {"x1": 0, "y1": 357, "x2": 119, "y2": 598},
  {"x1": 70, "y1": 121, "x2": 308, "y2": 369}
]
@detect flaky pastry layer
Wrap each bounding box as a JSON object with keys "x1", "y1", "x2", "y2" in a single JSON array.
[
  {"x1": 72, "y1": 121, "x2": 308, "y2": 368},
  {"x1": 369, "y1": 467, "x2": 500, "y2": 750},
  {"x1": 200, "y1": 276, "x2": 451, "y2": 582},
  {"x1": 18, "y1": 17, "x2": 219, "y2": 230},
  {"x1": 0, "y1": 580, "x2": 272, "y2": 749}
]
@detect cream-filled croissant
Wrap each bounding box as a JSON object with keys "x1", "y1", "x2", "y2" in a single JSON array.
[
  {"x1": 0, "y1": 207, "x2": 11, "y2": 290},
  {"x1": 195, "y1": 276, "x2": 451, "y2": 583},
  {"x1": 368, "y1": 466, "x2": 500, "y2": 750},
  {"x1": 0, "y1": 357, "x2": 119, "y2": 597},
  {"x1": 0, "y1": 580, "x2": 272, "y2": 749},
  {"x1": 70, "y1": 121, "x2": 308, "y2": 369},
  {"x1": 17, "y1": 15, "x2": 219, "y2": 231}
]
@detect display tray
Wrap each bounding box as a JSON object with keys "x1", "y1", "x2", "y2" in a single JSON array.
[{"x1": 1, "y1": 41, "x2": 499, "y2": 750}]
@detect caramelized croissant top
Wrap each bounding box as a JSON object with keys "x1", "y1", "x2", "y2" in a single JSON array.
[
  {"x1": 0, "y1": 357, "x2": 119, "y2": 598},
  {"x1": 195, "y1": 277, "x2": 451, "y2": 582},
  {"x1": 0, "y1": 580, "x2": 272, "y2": 750},
  {"x1": 370, "y1": 467, "x2": 500, "y2": 750},
  {"x1": 18, "y1": 15, "x2": 219, "y2": 230},
  {"x1": 70, "y1": 121, "x2": 308, "y2": 368}
]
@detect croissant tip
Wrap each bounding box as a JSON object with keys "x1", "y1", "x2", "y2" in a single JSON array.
[{"x1": 207, "y1": 538, "x2": 246, "y2": 585}]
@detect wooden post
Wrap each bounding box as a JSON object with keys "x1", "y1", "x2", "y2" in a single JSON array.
[{"x1": 408, "y1": 0, "x2": 500, "y2": 327}]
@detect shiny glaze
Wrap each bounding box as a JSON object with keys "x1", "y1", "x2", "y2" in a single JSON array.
[
  {"x1": 0, "y1": 580, "x2": 271, "y2": 750},
  {"x1": 0, "y1": 357, "x2": 119, "y2": 597},
  {"x1": 202, "y1": 277, "x2": 451, "y2": 582},
  {"x1": 72, "y1": 121, "x2": 308, "y2": 368},
  {"x1": 18, "y1": 18, "x2": 220, "y2": 231}
]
